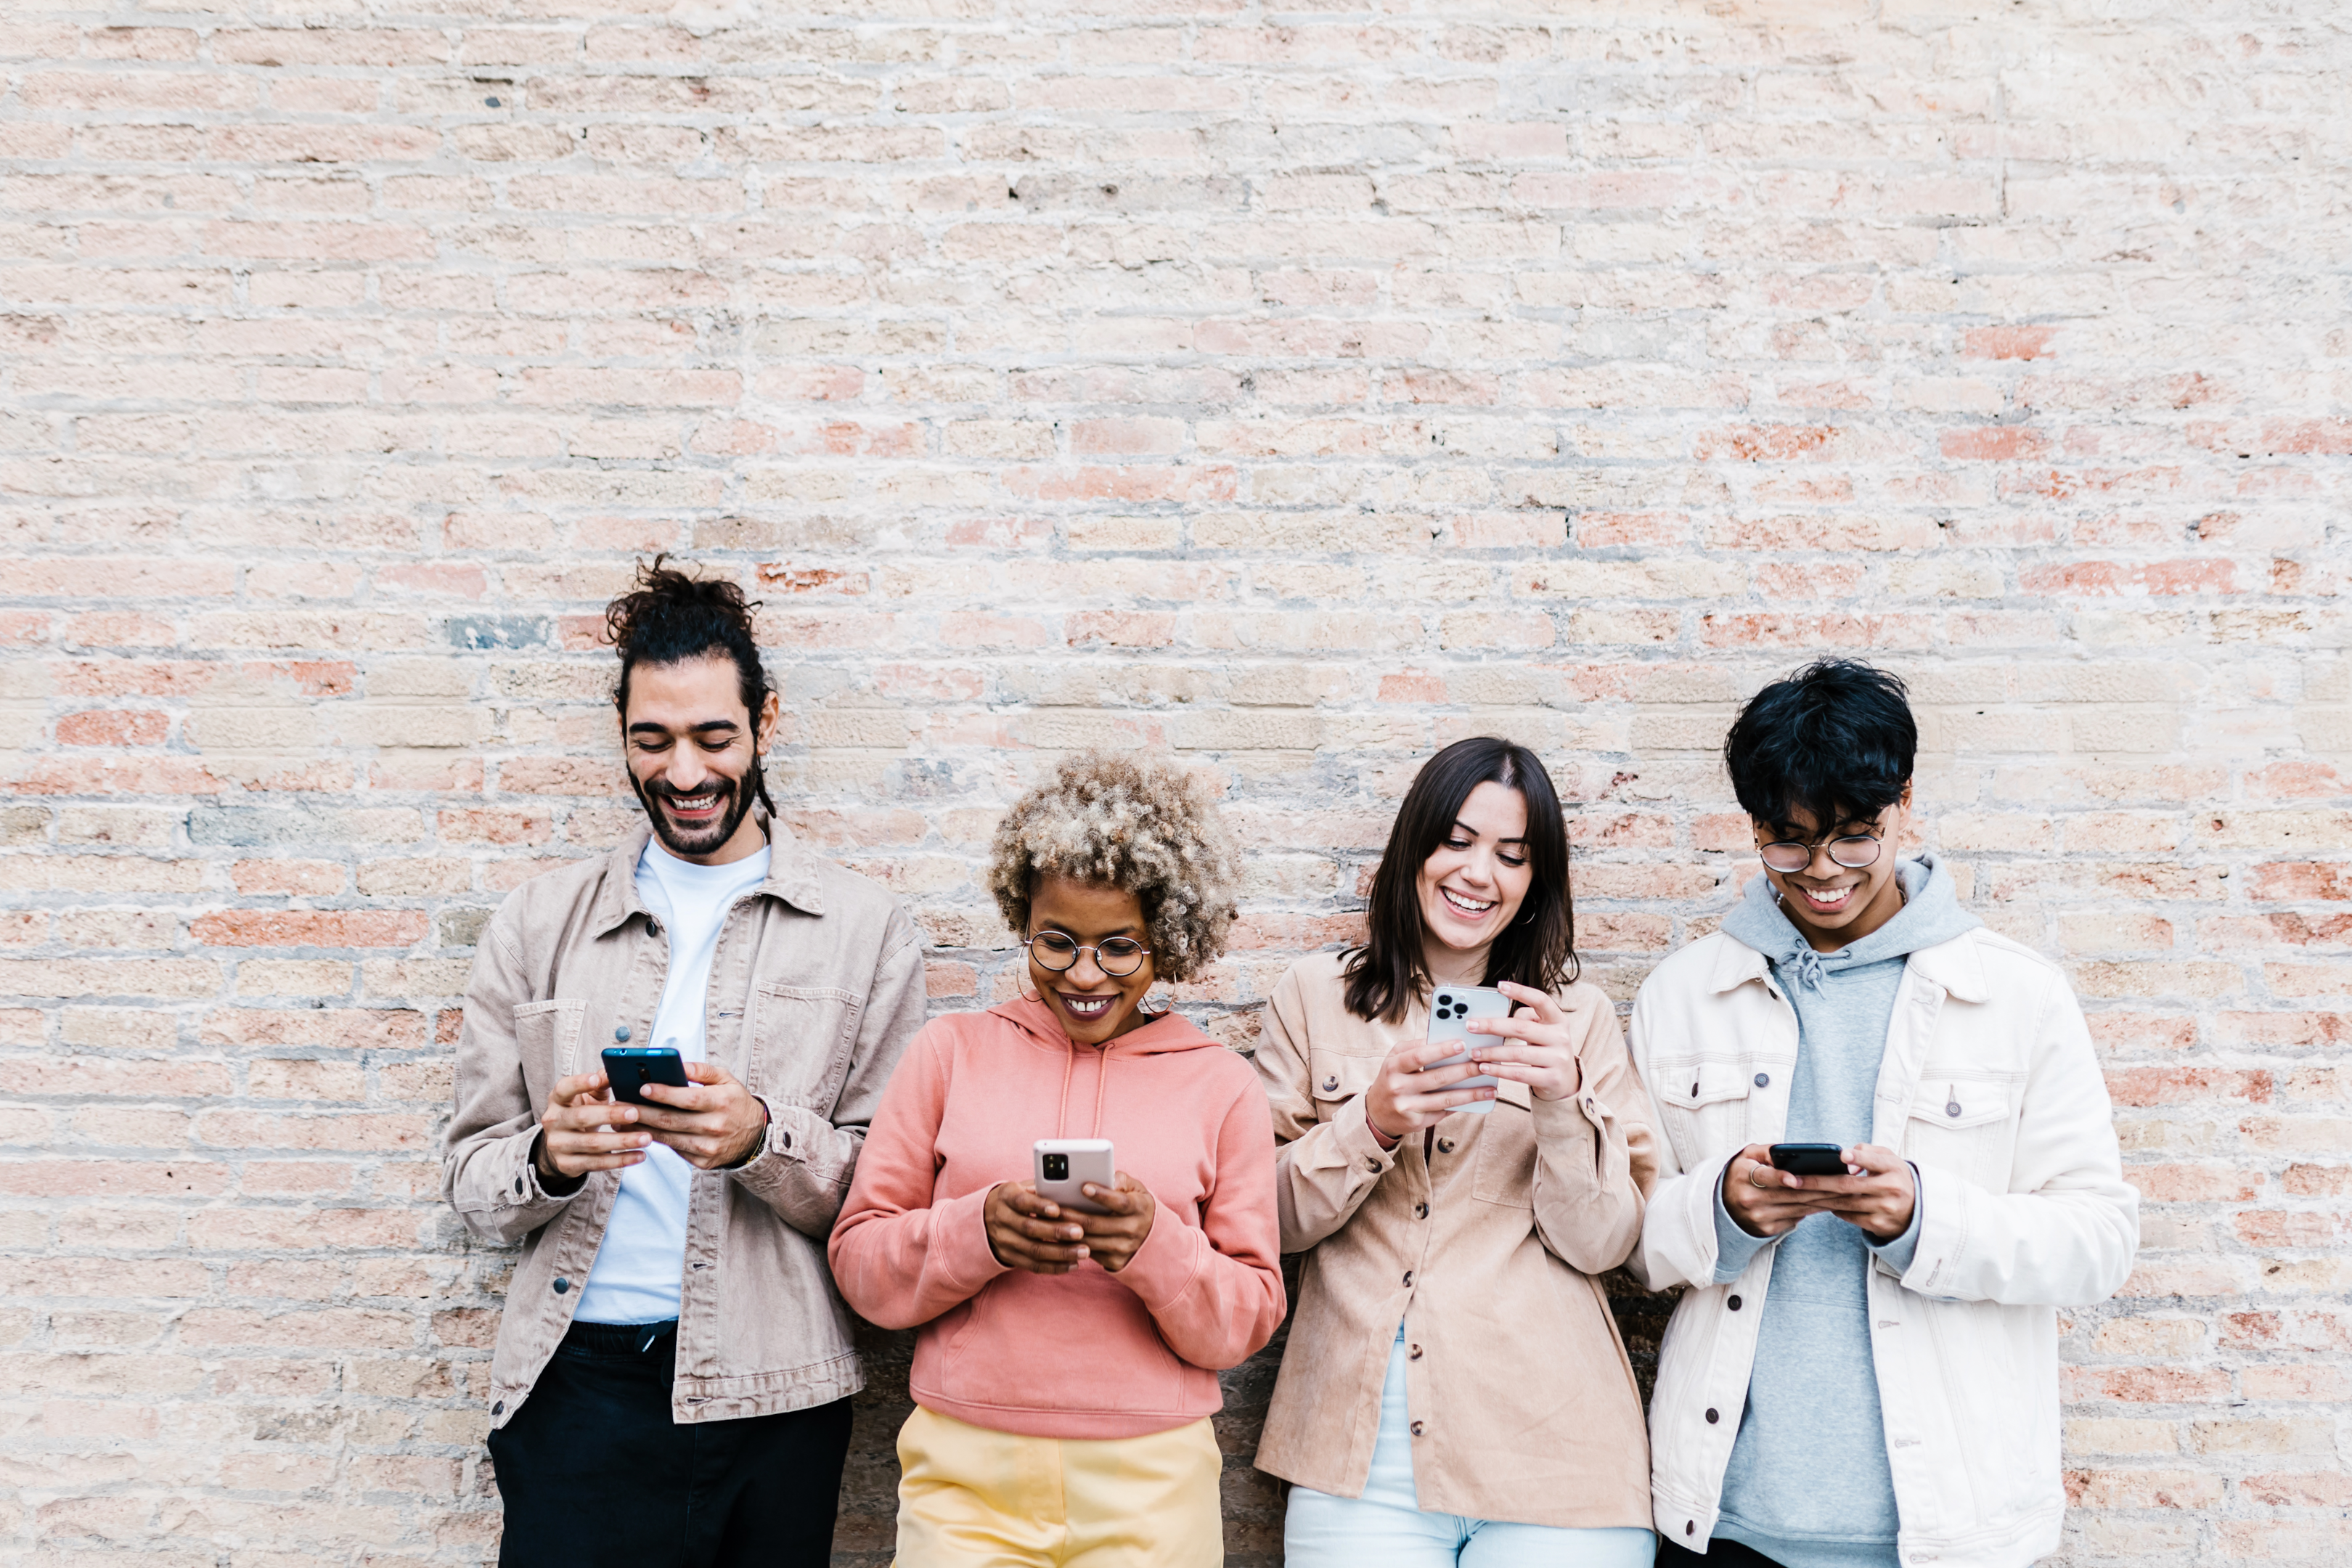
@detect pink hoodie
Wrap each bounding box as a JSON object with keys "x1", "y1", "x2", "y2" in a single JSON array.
[{"x1": 829, "y1": 996, "x2": 1286, "y2": 1440}]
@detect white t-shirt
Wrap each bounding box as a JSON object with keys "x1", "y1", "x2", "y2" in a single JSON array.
[{"x1": 572, "y1": 838, "x2": 771, "y2": 1325}]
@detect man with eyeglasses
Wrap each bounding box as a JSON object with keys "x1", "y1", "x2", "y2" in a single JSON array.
[{"x1": 1628, "y1": 659, "x2": 2137, "y2": 1568}]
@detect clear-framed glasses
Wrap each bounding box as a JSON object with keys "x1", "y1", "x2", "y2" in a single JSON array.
[
  {"x1": 1025, "y1": 931, "x2": 1151, "y2": 978},
  {"x1": 1757, "y1": 834, "x2": 1882, "y2": 874}
]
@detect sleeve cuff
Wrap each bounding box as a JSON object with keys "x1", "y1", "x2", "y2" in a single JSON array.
[
  {"x1": 935, "y1": 1184, "x2": 1012, "y2": 1298},
  {"x1": 1869, "y1": 1161, "x2": 1926, "y2": 1275},
  {"x1": 514, "y1": 1129, "x2": 582, "y2": 1205},
  {"x1": 1332, "y1": 1092, "x2": 1403, "y2": 1175},
  {"x1": 1711, "y1": 1163, "x2": 1776, "y2": 1284},
  {"x1": 1108, "y1": 1199, "x2": 1201, "y2": 1312}
]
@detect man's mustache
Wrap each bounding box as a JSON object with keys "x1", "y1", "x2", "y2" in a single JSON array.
[{"x1": 645, "y1": 777, "x2": 736, "y2": 801}]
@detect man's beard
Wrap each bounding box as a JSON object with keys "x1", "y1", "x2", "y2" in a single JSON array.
[{"x1": 632, "y1": 766, "x2": 758, "y2": 859}]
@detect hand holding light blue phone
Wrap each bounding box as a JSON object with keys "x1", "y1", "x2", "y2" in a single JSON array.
[{"x1": 1424, "y1": 984, "x2": 1511, "y2": 1114}]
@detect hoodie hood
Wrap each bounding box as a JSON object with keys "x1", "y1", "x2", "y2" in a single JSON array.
[
  {"x1": 1720, "y1": 851, "x2": 1980, "y2": 992},
  {"x1": 992, "y1": 993, "x2": 1225, "y2": 1142}
]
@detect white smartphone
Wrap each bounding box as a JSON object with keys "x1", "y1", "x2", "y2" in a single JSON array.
[
  {"x1": 1033, "y1": 1138, "x2": 1115, "y2": 1216},
  {"x1": 1426, "y1": 984, "x2": 1511, "y2": 1115}
]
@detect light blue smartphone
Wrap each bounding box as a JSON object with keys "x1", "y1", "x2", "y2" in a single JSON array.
[{"x1": 1425, "y1": 984, "x2": 1511, "y2": 1114}]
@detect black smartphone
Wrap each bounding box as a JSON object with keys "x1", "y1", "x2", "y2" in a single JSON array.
[
  {"x1": 603, "y1": 1046, "x2": 689, "y2": 1106},
  {"x1": 1768, "y1": 1143, "x2": 1849, "y2": 1177}
]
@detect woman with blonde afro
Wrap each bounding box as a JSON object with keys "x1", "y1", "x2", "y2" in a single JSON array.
[{"x1": 831, "y1": 752, "x2": 1284, "y2": 1567}]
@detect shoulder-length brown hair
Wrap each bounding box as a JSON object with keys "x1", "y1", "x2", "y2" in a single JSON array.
[{"x1": 1343, "y1": 737, "x2": 1577, "y2": 1024}]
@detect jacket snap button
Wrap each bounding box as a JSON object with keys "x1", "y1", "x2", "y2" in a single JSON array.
[
  {"x1": 1409, "y1": 1344, "x2": 1423, "y2": 1360},
  {"x1": 1686, "y1": 1522, "x2": 1696, "y2": 1536},
  {"x1": 1323, "y1": 1077, "x2": 1338, "y2": 1092},
  {"x1": 1437, "y1": 1138, "x2": 1454, "y2": 1154},
  {"x1": 1410, "y1": 1420, "x2": 1426, "y2": 1437},
  {"x1": 1754, "y1": 1072, "x2": 1769, "y2": 1088},
  {"x1": 615, "y1": 1026, "x2": 631, "y2": 1042},
  {"x1": 1705, "y1": 1407, "x2": 1720, "y2": 1424},
  {"x1": 1689, "y1": 1081, "x2": 1699, "y2": 1096},
  {"x1": 1402, "y1": 1270, "x2": 1413, "y2": 1286},
  {"x1": 1727, "y1": 1294, "x2": 1742, "y2": 1310},
  {"x1": 1946, "y1": 1101, "x2": 1962, "y2": 1117},
  {"x1": 1414, "y1": 1202, "x2": 1428, "y2": 1219},
  {"x1": 552, "y1": 1277, "x2": 570, "y2": 1294},
  {"x1": 1367, "y1": 1158, "x2": 1381, "y2": 1172},
  {"x1": 513, "y1": 1177, "x2": 523, "y2": 1196},
  {"x1": 492, "y1": 1400, "x2": 503, "y2": 1416}
]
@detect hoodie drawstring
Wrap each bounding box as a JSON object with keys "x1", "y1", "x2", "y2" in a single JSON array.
[
  {"x1": 1054, "y1": 1037, "x2": 1077, "y2": 1141},
  {"x1": 1090, "y1": 1042, "x2": 1111, "y2": 1140}
]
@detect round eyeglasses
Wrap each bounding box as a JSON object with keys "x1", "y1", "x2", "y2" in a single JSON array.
[
  {"x1": 1024, "y1": 931, "x2": 1151, "y2": 978},
  {"x1": 1757, "y1": 834, "x2": 1883, "y2": 874}
]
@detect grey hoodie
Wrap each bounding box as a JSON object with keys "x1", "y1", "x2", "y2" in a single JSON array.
[{"x1": 1707, "y1": 854, "x2": 1981, "y2": 1568}]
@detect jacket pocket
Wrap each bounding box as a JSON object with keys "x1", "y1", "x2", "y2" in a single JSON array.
[
  {"x1": 1471, "y1": 1087, "x2": 1535, "y2": 1208},
  {"x1": 513, "y1": 999, "x2": 587, "y2": 1102},
  {"x1": 1306, "y1": 1050, "x2": 1382, "y2": 1123},
  {"x1": 1651, "y1": 1058, "x2": 1754, "y2": 1172},
  {"x1": 749, "y1": 983, "x2": 865, "y2": 1110},
  {"x1": 1903, "y1": 1075, "x2": 2020, "y2": 1191}
]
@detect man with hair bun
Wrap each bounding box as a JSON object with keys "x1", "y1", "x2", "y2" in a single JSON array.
[{"x1": 442, "y1": 556, "x2": 928, "y2": 1568}]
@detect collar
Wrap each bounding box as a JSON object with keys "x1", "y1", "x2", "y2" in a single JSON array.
[{"x1": 587, "y1": 809, "x2": 825, "y2": 937}]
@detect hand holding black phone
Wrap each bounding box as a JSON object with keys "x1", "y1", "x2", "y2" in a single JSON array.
[
  {"x1": 603, "y1": 1046, "x2": 690, "y2": 1106},
  {"x1": 1768, "y1": 1142, "x2": 1850, "y2": 1177}
]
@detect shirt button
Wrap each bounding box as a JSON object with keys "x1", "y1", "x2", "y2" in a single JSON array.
[
  {"x1": 492, "y1": 1400, "x2": 503, "y2": 1416},
  {"x1": 1366, "y1": 1158, "x2": 1381, "y2": 1172},
  {"x1": 513, "y1": 1177, "x2": 523, "y2": 1196},
  {"x1": 1705, "y1": 1407, "x2": 1720, "y2": 1424},
  {"x1": 1410, "y1": 1421, "x2": 1426, "y2": 1437},
  {"x1": 1727, "y1": 1294, "x2": 1742, "y2": 1311},
  {"x1": 1437, "y1": 1138, "x2": 1455, "y2": 1154},
  {"x1": 1686, "y1": 1522, "x2": 1696, "y2": 1537},
  {"x1": 1947, "y1": 1101, "x2": 1962, "y2": 1117},
  {"x1": 1323, "y1": 1077, "x2": 1339, "y2": 1092},
  {"x1": 615, "y1": 1026, "x2": 631, "y2": 1042},
  {"x1": 553, "y1": 1278, "x2": 570, "y2": 1294},
  {"x1": 1402, "y1": 1270, "x2": 1413, "y2": 1287},
  {"x1": 1689, "y1": 1081, "x2": 1699, "y2": 1096},
  {"x1": 1409, "y1": 1344, "x2": 1424, "y2": 1360},
  {"x1": 1414, "y1": 1202, "x2": 1428, "y2": 1219},
  {"x1": 1754, "y1": 1072, "x2": 1770, "y2": 1088}
]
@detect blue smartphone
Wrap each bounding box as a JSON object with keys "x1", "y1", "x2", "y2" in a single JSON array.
[{"x1": 603, "y1": 1046, "x2": 689, "y2": 1106}]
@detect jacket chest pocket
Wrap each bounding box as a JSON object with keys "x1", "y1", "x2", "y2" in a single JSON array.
[
  {"x1": 1902, "y1": 1074, "x2": 2020, "y2": 1191},
  {"x1": 1651, "y1": 1058, "x2": 1755, "y2": 1172},
  {"x1": 1307, "y1": 1050, "x2": 1383, "y2": 1124},
  {"x1": 748, "y1": 983, "x2": 865, "y2": 1111},
  {"x1": 1471, "y1": 1081, "x2": 1536, "y2": 1208},
  {"x1": 513, "y1": 999, "x2": 587, "y2": 1106}
]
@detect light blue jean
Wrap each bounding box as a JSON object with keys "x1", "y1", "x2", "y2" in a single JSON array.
[{"x1": 1284, "y1": 1329, "x2": 1657, "y2": 1568}]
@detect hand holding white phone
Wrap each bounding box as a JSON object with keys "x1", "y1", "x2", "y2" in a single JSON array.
[{"x1": 1033, "y1": 1138, "x2": 1116, "y2": 1215}]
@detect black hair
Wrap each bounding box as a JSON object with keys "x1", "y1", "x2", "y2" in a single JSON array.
[
  {"x1": 1723, "y1": 658, "x2": 1916, "y2": 831},
  {"x1": 1343, "y1": 737, "x2": 1577, "y2": 1024},
  {"x1": 604, "y1": 555, "x2": 777, "y2": 817}
]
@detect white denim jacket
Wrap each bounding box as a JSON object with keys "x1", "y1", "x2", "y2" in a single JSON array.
[{"x1": 1628, "y1": 924, "x2": 2139, "y2": 1568}]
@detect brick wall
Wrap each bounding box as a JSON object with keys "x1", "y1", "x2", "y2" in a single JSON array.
[{"x1": 3, "y1": 1, "x2": 2347, "y2": 1562}]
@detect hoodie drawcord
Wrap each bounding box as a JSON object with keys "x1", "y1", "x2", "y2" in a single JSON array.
[
  {"x1": 1054, "y1": 1037, "x2": 1077, "y2": 1141},
  {"x1": 1090, "y1": 1042, "x2": 1111, "y2": 1140}
]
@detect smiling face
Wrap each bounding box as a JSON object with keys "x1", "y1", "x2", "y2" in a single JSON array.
[
  {"x1": 1414, "y1": 780, "x2": 1533, "y2": 985},
  {"x1": 622, "y1": 655, "x2": 780, "y2": 866},
  {"x1": 1026, "y1": 873, "x2": 1158, "y2": 1047},
  {"x1": 1756, "y1": 785, "x2": 1911, "y2": 952}
]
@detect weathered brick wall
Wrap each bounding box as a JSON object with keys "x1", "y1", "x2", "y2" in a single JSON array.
[{"x1": 3, "y1": 1, "x2": 2347, "y2": 1562}]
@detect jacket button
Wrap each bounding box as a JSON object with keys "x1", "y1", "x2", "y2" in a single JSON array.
[
  {"x1": 615, "y1": 1026, "x2": 630, "y2": 1042},
  {"x1": 1705, "y1": 1407, "x2": 1720, "y2": 1424},
  {"x1": 513, "y1": 1177, "x2": 523, "y2": 1196},
  {"x1": 1690, "y1": 1081, "x2": 1699, "y2": 1096},
  {"x1": 1754, "y1": 1072, "x2": 1769, "y2": 1088},
  {"x1": 1323, "y1": 1077, "x2": 1338, "y2": 1092},
  {"x1": 1437, "y1": 1138, "x2": 1454, "y2": 1154},
  {"x1": 1686, "y1": 1522, "x2": 1696, "y2": 1536},
  {"x1": 1409, "y1": 1344, "x2": 1423, "y2": 1360},
  {"x1": 1414, "y1": 1202, "x2": 1428, "y2": 1219},
  {"x1": 1410, "y1": 1421, "x2": 1426, "y2": 1437},
  {"x1": 492, "y1": 1400, "x2": 503, "y2": 1416},
  {"x1": 1947, "y1": 1101, "x2": 1962, "y2": 1117},
  {"x1": 1402, "y1": 1270, "x2": 1413, "y2": 1287},
  {"x1": 1727, "y1": 1294, "x2": 1742, "y2": 1311},
  {"x1": 553, "y1": 1278, "x2": 570, "y2": 1294}
]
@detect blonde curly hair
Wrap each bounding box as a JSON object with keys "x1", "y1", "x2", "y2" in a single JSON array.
[{"x1": 987, "y1": 752, "x2": 1241, "y2": 984}]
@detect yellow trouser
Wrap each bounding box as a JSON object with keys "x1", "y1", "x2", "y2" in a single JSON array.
[{"x1": 893, "y1": 1404, "x2": 1223, "y2": 1567}]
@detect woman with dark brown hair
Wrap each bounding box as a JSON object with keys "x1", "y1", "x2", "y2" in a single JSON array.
[{"x1": 1251, "y1": 737, "x2": 1659, "y2": 1567}]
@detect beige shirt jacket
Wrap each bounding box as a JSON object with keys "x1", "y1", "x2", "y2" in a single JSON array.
[
  {"x1": 441, "y1": 819, "x2": 927, "y2": 1429},
  {"x1": 1251, "y1": 950, "x2": 1659, "y2": 1529}
]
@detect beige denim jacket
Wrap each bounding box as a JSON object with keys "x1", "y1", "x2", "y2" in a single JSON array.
[
  {"x1": 1251, "y1": 951, "x2": 1658, "y2": 1528},
  {"x1": 441, "y1": 818, "x2": 926, "y2": 1428}
]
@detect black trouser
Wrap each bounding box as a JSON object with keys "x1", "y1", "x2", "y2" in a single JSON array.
[
  {"x1": 487, "y1": 1320, "x2": 854, "y2": 1568},
  {"x1": 1657, "y1": 1538, "x2": 1787, "y2": 1568}
]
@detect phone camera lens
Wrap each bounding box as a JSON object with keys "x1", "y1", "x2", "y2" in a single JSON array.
[{"x1": 1043, "y1": 1154, "x2": 1068, "y2": 1180}]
